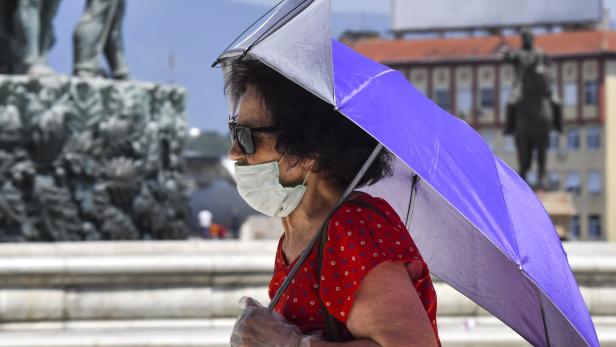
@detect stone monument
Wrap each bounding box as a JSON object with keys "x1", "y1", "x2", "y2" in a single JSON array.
[
  {"x1": 501, "y1": 29, "x2": 575, "y2": 240},
  {"x1": 0, "y1": 2, "x2": 191, "y2": 242},
  {"x1": 501, "y1": 28, "x2": 562, "y2": 189}
]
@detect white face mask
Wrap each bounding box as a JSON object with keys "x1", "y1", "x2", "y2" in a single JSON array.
[{"x1": 234, "y1": 157, "x2": 310, "y2": 217}]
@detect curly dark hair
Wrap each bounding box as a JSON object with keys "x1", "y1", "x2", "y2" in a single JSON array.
[{"x1": 225, "y1": 58, "x2": 391, "y2": 188}]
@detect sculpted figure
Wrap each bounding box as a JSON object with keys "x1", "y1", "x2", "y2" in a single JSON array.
[
  {"x1": 73, "y1": 0, "x2": 130, "y2": 79},
  {"x1": 0, "y1": 0, "x2": 61, "y2": 75},
  {"x1": 502, "y1": 29, "x2": 562, "y2": 189}
]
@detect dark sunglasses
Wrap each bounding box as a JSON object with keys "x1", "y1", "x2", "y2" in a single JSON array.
[{"x1": 228, "y1": 120, "x2": 279, "y2": 154}]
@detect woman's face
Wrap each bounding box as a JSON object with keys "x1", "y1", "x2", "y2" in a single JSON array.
[{"x1": 228, "y1": 84, "x2": 308, "y2": 186}]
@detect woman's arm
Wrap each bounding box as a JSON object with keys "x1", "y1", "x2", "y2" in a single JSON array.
[
  {"x1": 229, "y1": 261, "x2": 436, "y2": 347},
  {"x1": 309, "y1": 260, "x2": 437, "y2": 347}
]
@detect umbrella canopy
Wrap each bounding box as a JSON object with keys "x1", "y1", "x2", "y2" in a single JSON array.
[{"x1": 214, "y1": 1, "x2": 599, "y2": 346}]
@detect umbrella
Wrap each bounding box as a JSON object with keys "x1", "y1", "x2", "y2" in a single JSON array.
[{"x1": 213, "y1": 1, "x2": 599, "y2": 346}]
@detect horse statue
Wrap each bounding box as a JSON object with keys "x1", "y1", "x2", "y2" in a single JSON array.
[{"x1": 502, "y1": 29, "x2": 562, "y2": 189}]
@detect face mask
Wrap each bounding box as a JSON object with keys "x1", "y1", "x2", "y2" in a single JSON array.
[{"x1": 234, "y1": 157, "x2": 310, "y2": 217}]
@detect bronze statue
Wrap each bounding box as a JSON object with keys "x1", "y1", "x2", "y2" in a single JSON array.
[
  {"x1": 73, "y1": 0, "x2": 130, "y2": 79},
  {"x1": 501, "y1": 29, "x2": 562, "y2": 189},
  {"x1": 0, "y1": 0, "x2": 61, "y2": 75}
]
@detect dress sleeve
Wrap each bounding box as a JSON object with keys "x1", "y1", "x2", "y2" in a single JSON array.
[{"x1": 318, "y1": 203, "x2": 422, "y2": 323}]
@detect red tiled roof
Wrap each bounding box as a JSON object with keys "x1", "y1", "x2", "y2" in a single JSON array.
[{"x1": 347, "y1": 30, "x2": 616, "y2": 64}]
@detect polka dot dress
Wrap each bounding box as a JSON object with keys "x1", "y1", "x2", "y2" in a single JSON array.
[{"x1": 268, "y1": 192, "x2": 441, "y2": 345}]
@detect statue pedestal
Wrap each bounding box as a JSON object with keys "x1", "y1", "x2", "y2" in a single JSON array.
[
  {"x1": 535, "y1": 191, "x2": 577, "y2": 240},
  {"x1": 0, "y1": 75, "x2": 190, "y2": 241}
]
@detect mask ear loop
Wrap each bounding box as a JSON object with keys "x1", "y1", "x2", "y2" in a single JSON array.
[
  {"x1": 302, "y1": 169, "x2": 311, "y2": 186},
  {"x1": 277, "y1": 153, "x2": 311, "y2": 186},
  {"x1": 277, "y1": 153, "x2": 286, "y2": 165}
]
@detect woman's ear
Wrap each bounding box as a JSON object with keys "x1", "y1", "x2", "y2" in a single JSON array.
[{"x1": 302, "y1": 157, "x2": 317, "y2": 171}]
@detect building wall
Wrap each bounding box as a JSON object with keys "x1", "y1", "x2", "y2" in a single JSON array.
[
  {"x1": 404, "y1": 56, "x2": 609, "y2": 240},
  {"x1": 604, "y1": 61, "x2": 616, "y2": 242}
]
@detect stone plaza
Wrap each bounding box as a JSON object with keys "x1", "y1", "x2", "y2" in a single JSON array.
[{"x1": 0, "y1": 239, "x2": 614, "y2": 346}]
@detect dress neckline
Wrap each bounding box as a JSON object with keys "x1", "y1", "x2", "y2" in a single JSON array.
[{"x1": 278, "y1": 191, "x2": 371, "y2": 269}]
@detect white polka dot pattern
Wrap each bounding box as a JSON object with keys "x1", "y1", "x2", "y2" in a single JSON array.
[{"x1": 267, "y1": 193, "x2": 440, "y2": 344}]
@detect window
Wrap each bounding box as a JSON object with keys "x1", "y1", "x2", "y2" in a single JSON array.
[
  {"x1": 456, "y1": 87, "x2": 472, "y2": 120},
  {"x1": 434, "y1": 89, "x2": 450, "y2": 111},
  {"x1": 588, "y1": 215, "x2": 602, "y2": 240},
  {"x1": 503, "y1": 136, "x2": 515, "y2": 153},
  {"x1": 587, "y1": 126, "x2": 600, "y2": 150},
  {"x1": 565, "y1": 171, "x2": 580, "y2": 194},
  {"x1": 584, "y1": 80, "x2": 598, "y2": 105},
  {"x1": 569, "y1": 215, "x2": 580, "y2": 240},
  {"x1": 500, "y1": 85, "x2": 512, "y2": 113},
  {"x1": 479, "y1": 87, "x2": 495, "y2": 108},
  {"x1": 547, "y1": 171, "x2": 560, "y2": 191},
  {"x1": 548, "y1": 131, "x2": 560, "y2": 152},
  {"x1": 563, "y1": 82, "x2": 578, "y2": 107},
  {"x1": 587, "y1": 170, "x2": 602, "y2": 195},
  {"x1": 567, "y1": 128, "x2": 580, "y2": 150}
]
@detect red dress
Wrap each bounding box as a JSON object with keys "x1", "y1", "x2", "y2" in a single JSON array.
[{"x1": 268, "y1": 192, "x2": 441, "y2": 344}]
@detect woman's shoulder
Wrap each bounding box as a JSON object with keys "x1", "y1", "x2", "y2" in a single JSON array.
[
  {"x1": 330, "y1": 192, "x2": 403, "y2": 230},
  {"x1": 326, "y1": 192, "x2": 413, "y2": 250}
]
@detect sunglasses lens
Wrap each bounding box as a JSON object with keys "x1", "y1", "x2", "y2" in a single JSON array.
[{"x1": 236, "y1": 127, "x2": 255, "y2": 154}]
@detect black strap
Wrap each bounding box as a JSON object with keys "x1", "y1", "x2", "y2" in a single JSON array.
[
  {"x1": 316, "y1": 198, "x2": 389, "y2": 341},
  {"x1": 316, "y1": 215, "x2": 347, "y2": 341}
]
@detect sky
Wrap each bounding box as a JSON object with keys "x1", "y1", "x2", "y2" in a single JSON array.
[
  {"x1": 47, "y1": 0, "x2": 389, "y2": 134},
  {"x1": 47, "y1": 0, "x2": 616, "y2": 133}
]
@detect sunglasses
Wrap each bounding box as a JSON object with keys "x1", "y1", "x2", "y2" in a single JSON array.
[{"x1": 228, "y1": 120, "x2": 279, "y2": 154}]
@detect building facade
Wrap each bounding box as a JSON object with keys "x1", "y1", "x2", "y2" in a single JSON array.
[{"x1": 349, "y1": 30, "x2": 615, "y2": 241}]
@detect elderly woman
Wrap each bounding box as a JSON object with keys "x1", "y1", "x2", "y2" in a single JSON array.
[{"x1": 227, "y1": 59, "x2": 440, "y2": 347}]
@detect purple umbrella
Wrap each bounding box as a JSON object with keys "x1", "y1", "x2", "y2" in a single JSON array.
[{"x1": 214, "y1": 1, "x2": 599, "y2": 345}]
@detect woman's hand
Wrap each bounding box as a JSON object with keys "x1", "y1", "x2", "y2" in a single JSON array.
[{"x1": 230, "y1": 296, "x2": 308, "y2": 347}]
